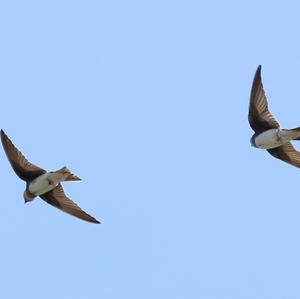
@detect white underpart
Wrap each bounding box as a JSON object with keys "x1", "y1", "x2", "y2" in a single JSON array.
[
  {"x1": 28, "y1": 172, "x2": 69, "y2": 196},
  {"x1": 255, "y1": 128, "x2": 300, "y2": 149}
]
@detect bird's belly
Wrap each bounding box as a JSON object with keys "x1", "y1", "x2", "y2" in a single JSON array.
[
  {"x1": 254, "y1": 129, "x2": 282, "y2": 149},
  {"x1": 28, "y1": 173, "x2": 61, "y2": 196}
]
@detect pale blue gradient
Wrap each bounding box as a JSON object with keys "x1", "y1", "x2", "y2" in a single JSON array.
[{"x1": 0, "y1": 1, "x2": 300, "y2": 298}]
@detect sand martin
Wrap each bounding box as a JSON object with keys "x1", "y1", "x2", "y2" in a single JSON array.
[
  {"x1": 1, "y1": 130, "x2": 100, "y2": 224},
  {"x1": 249, "y1": 65, "x2": 300, "y2": 167}
]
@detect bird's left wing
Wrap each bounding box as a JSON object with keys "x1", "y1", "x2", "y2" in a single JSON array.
[
  {"x1": 267, "y1": 142, "x2": 300, "y2": 168},
  {"x1": 40, "y1": 184, "x2": 100, "y2": 224}
]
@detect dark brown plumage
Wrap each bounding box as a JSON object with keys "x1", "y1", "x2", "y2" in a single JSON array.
[
  {"x1": 267, "y1": 142, "x2": 300, "y2": 168},
  {"x1": 1, "y1": 129, "x2": 46, "y2": 181},
  {"x1": 40, "y1": 184, "x2": 100, "y2": 224},
  {"x1": 248, "y1": 65, "x2": 280, "y2": 134}
]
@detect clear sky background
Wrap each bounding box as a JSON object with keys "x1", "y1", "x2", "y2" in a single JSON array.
[{"x1": 1, "y1": 1, "x2": 300, "y2": 298}]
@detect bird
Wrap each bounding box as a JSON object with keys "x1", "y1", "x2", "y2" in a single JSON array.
[
  {"x1": 0, "y1": 129, "x2": 100, "y2": 224},
  {"x1": 249, "y1": 65, "x2": 300, "y2": 168}
]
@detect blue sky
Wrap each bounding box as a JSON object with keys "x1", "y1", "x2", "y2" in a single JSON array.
[{"x1": 1, "y1": 0, "x2": 300, "y2": 298}]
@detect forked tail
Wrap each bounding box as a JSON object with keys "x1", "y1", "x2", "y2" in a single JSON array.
[{"x1": 56, "y1": 166, "x2": 81, "y2": 181}]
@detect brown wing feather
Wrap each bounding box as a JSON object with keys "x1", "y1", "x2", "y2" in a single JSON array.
[
  {"x1": 40, "y1": 184, "x2": 100, "y2": 224},
  {"x1": 267, "y1": 142, "x2": 300, "y2": 168},
  {"x1": 0, "y1": 130, "x2": 46, "y2": 181},
  {"x1": 248, "y1": 65, "x2": 280, "y2": 133}
]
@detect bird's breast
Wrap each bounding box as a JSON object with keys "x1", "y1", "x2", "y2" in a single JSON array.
[
  {"x1": 28, "y1": 173, "x2": 62, "y2": 196},
  {"x1": 253, "y1": 129, "x2": 282, "y2": 149}
]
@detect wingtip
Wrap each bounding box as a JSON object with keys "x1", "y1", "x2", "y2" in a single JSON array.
[
  {"x1": 253, "y1": 65, "x2": 262, "y2": 83},
  {"x1": 0, "y1": 129, "x2": 7, "y2": 144},
  {"x1": 0, "y1": 130, "x2": 10, "y2": 143},
  {"x1": 83, "y1": 213, "x2": 101, "y2": 224},
  {"x1": 256, "y1": 65, "x2": 262, "y2": 75},
  {"x1": 78, "y1": 215, "x2": 101, "y2": 224},
  {"x1": 87, "y1": 216, "x2": 101, "y2": 224}
]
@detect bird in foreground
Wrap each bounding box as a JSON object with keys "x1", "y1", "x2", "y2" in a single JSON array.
[
  {"x1": 0, "y1": 130, "x2": 100, "y2": 224},
  {"x1": 249, "y1": 65, "x2": 300, "y2": 168}
]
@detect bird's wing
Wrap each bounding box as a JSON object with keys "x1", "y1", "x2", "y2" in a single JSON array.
[
  {"x1": 0, "y1": 130, "x2": 46, "y2": 181},
  {"x1": 248, "y1": 65, "x2": 280, "y2": 133},
  {"x1": 40, "y1": 184, "x2": 100, "y2": 224},
  {"x1": 267, "y1": 142, "x2": 300, "y2": 168}
]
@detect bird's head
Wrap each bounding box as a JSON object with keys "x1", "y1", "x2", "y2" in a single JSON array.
[
  {"x1": 23, "y1": 190, "x2": 35, "y2": 203},
  {"x1": 250, "y1": 134, "x2": 257, "y2": 147}
]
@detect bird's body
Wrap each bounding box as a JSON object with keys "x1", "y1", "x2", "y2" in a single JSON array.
[
  {"x1": 24, "y1": 167, "x2": 78, "y2": 201},
  {"x1": 28, "y1": 172, "x2": 67, "y2": 196},
  {"x1": 251, "y1": 128, "x2": 300, "y2": 149},
  {"x1": 248, "y1": 65, "x2": 300, "y2": 168},
  {"x1": 0, "y1": 130, "x2": 100, "y2": 224}
]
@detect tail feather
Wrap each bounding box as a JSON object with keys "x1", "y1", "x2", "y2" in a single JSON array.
[
  {"x1": 56, "y1": 166, "x2": 81, "y2": 181},
  {"x1": 64, "y1": 174, "x2": 81, "y2": 181},
  {"x1": 290, "y1": 127, "x2": 300, "y2": 140}
]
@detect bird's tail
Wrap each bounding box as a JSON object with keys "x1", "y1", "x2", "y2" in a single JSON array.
[
  {"x1": 55, "y1": 166, "x2": 81, "y2": 181},
  {"x1": 290, "y1": 127, "x2": 300, "y2": 140}
]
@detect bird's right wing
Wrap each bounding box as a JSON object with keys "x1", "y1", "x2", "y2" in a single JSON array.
[
  {"x1": 0, "y1": 130, "x2": 46, "y2": 181},
  {"x1": 267, "y1": 142, "x2": 300, "y2": 168},
  {"x1": 40, "y1": 184, "x2": 100, "y2": 224},
  {"x1": 248, "y1": 65, "x2": 280, "y2": 133}
]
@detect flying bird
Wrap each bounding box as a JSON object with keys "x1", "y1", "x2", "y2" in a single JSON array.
[
  {"x1": 249, "y1": 65, "x2": 300, "y2": 168},
  {"x1": 0, "y1": 130, "x2": 100, "y2": 224}
]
